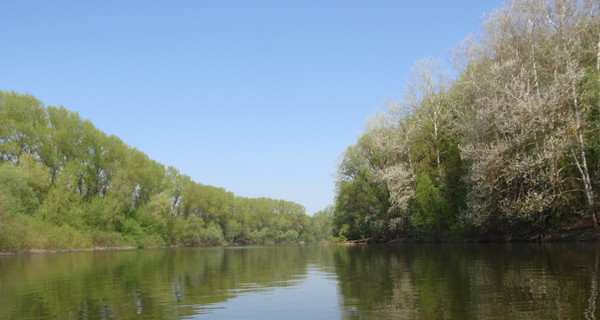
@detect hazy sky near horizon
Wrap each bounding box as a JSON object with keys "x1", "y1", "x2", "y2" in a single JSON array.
[{"x1": 1, "y1": 1, "x2": 505, "y2": 215}]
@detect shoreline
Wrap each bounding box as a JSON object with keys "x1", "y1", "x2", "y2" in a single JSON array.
[
  {"x1": 344, "y1": 225, "x2": 600, "y2": 245},
  {"x1": 3, "y1": 225, "x2": 599, "y2": 254},
  {"x1": 0, "y1": 245, "x2": 183, "y2": 256},
  {"x1": 0, "y1": 242, "x2": 304, "y2": 256}
]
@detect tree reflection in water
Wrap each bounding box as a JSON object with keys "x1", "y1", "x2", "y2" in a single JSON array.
[{"x1": 0, "y1": 244, "x2": 599, "y2": 319}]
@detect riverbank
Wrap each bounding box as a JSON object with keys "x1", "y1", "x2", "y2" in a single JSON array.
[
  {"x1": 481, "y1": 222, "x2": 600, "y2": 242},
  {"x1": 0, "y1": 241, "x2": 311, "y2": 255},
  {"x1": 0, "y1": 245, "x2": 199, "y2": 256},
  {"x1": 344, "y1": 219, "x2": 600, "y2": 244}
]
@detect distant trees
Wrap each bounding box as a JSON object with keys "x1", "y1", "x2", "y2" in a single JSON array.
[
  {"x1": 0, "y1": 91, "x2": 327, "y2": 251},
  {"x1": 333, "y1": 0, "x2": 600, "y2": 240}
]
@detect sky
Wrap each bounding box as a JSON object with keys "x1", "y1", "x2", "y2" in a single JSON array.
[{"x1": 0, "y1": 1, "x2": 506, "y2": 215}]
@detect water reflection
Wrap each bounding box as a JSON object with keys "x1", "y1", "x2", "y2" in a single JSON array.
[
  {"x1": 333, "y1": 243, "x2": 600, "y2": 319},
  {"x1": 0, "y1": 246, "x2": 337, "y2": 319},
  {"x1": 0, "y1": 244, "x2": 599, "y2": 319}
]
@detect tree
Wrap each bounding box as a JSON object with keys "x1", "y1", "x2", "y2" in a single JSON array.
[
  {"x1": 0, "y1": 91, "x2": 48, "y2": 163},
  {"x1": 457, "y1": 0, "x2": 600, "y2": 228},
  {"x1": 404, "y1": 58, "x2": 452, "y2": 175},
  {"x1": 310, "y1": 206, "x2": 334, "y2": 241},
  {"x1": 413, "y1": 172, "x2": 451, "y2": 235},
  {"x1": 334, "y1": 133, "x2": 393, "y2": 239}
]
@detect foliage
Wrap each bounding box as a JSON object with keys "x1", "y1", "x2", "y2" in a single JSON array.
[
  {"x1": 0, "y1": 91, "x2": 330, "y2": 251},
  {"x1": 333, "y1": 0, "x2": 600, "y2": 240}
]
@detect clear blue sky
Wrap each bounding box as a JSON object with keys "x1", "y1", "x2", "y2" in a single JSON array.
[{"x1": 0, "y1": 1, "x2": 505, "y2": 215}]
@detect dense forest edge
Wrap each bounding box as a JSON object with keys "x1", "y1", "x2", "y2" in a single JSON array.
[
  {"x1": 0, "y1": 92, "x2": 335, "y2": 252},
  {"x1": 2, "y1": 0, "x2": 600, "y2": 252},
  {"x1": 332, "y1": 0, "x2": 600, "y2": 242}
]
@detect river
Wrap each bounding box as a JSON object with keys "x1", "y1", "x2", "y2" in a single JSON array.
[{"x1": 1, "y1": 243, "x2": 599, "y2": 319}]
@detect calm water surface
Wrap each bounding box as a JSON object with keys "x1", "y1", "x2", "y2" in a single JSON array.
[{"x1": 1, "y1": 243, "x2": 599, "y2": 319}]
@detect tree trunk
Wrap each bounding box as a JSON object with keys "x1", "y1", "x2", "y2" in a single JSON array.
[{"x1": 570, "y1": 77, "x2": 597, "y2": 226}]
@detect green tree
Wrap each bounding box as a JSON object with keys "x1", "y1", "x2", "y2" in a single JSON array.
[
  {"x1": 413, "y1": 172, "x2": 450, "y2": 236},
  {"x1": 0, "y1": 163, "x2": 38, "y2": 218}
]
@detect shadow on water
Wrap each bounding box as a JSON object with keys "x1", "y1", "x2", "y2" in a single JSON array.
[
  {"x1": 332, "y1": 243, "x2": 600, "y2": 320},
  {"x1": 1, "y1": 243, "x2": 599, "y2": 319}
]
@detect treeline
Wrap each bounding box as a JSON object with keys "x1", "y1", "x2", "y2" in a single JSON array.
[
  {"x1": 0, "y1": 91, "x2": 333, "y2": 251},
  {"x1": 334, "y1": 0, "x2": 600, "y2": 240}
]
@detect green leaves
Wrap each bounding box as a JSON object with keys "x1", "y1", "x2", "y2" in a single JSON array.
[
  {"x1": 0, "y1": 163, "x2": 38, "y2": 218},
  {"x1": 0, "y1": 90, "x2": 317, "y2": 250},
  {"x1": 0, "y1": 91, "x2": 47, "y2": 163},
  {"x1": 413, "y1": 172, "x2": 451, "y2": 235}
]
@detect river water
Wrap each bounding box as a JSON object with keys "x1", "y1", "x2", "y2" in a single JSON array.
[{"x1": 1, "y1": 243, "x2": 599, "y2": 319}]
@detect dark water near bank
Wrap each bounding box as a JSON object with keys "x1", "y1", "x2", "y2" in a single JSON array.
[{"x1": 1, "y1": 243, "x2": 599, "y2": 319}]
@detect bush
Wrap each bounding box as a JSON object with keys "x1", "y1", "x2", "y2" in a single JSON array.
[
  {"x1": 89, "y1": 230, "x2": 128, "y2": 247},
  {"x1": 136, "y1": 234, "x2": 166, "y2": 248},
  {"x1": 82, "y1": 196, "x2": 124, "y2": 231},
  {"x1": 0, "y1": 163, "x2": 39, "y2": 218},
  {"x1": 413, "y1": 173, "x2": 451, "y2": 236},
  {"x1": 0, "y1": 216, "x2": 92, "y2": 251},
  {"x1": 180, "y1": 215, "x2": 206, "y2": 246},
  {"x1": 203, "y1": 222, "x2": 225, "y2": 246}
]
